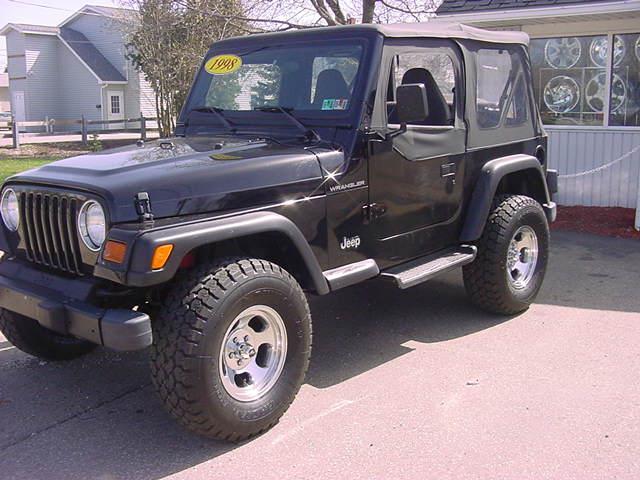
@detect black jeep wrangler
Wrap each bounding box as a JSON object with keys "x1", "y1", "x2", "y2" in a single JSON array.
[{"x1": 0, "y1": 23, "x2": 557, "y2": 441}]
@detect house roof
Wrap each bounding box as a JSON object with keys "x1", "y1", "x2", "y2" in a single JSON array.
[
  {"x1": 58, "y1": 4, "x2": 135, "y2": 27},
  {"x1": 58, "y1": 28, "x2": 126, "y2": 82},
  {"x1": 436, "y1": 0, "x2": 625, "y2": 14},
  {"x1": 0, "y1": 23, "x2": 59, "y2": 36}
]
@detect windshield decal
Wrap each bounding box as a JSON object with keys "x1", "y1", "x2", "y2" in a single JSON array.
[
  {"x1": 321, "y1": 99, "x2": 349, "y2": 110},
  {"x1": 205, "y1": 54, "x2": 243, "y2": 75}
]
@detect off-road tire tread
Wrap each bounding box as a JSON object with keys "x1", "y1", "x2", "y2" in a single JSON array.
[
  {"x1": 463, "y1": 194, "x2": 547, "y2": 315},
  {"x1": 150, "y1": 257, "x2": 311, "y2": 442}
]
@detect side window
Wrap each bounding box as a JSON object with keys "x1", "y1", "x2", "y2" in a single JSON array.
[
  {"x1": 476, "y1": 48, "x2": 530, "y2": 128},
  {"x1": 388, "y1": 51, "x2": 455, "y2": 126}
]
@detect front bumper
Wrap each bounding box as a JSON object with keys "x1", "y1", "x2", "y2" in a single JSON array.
[{"x1": 0, "y1": 259, "x2": 151, "y2": 351}]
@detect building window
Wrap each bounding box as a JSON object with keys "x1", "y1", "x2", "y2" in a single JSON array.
[
  {"x1": 531, "y1": 34, "x2": 640, "y2": 127},
  {"x1": 110, "y1": 95, "x2": 121, "y2": 114},
  {"x1": 609, "y1": 33, "x2": 640, "y2": 127}
]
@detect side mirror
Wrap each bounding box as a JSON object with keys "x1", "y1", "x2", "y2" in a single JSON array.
[{"x1": 396, "y1": 83, "x2": 429, "y2": 125}]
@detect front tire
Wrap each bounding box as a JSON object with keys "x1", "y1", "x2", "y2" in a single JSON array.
[
  {"x1": 0, "y1": 309, "x2": 97, "y2": 360},
  {"x1": 150, "y1": 258, "x2": 311, "y2": 441},
  {"x1": 463, "y1": 195, "x2": 550, "y2": 315}
]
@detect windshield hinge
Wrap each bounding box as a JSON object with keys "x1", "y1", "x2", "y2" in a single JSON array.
[{"x1": 134, "y1": 192, "x2": 154, "y2": 225}]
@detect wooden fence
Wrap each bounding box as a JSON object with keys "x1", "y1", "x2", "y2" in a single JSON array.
[{"x1": 8, "y1": 114, "x2": 159, "y2": 148}]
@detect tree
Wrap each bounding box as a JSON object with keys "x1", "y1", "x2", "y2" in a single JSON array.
[
  {"x1": 181, "y1": 0, "x2": 441, "y2": 32},
  {"x1": 123, "y1": 0, "x2": 245, "y2": 136}
]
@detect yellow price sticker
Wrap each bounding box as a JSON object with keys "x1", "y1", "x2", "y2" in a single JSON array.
[{"x1": 205, "y1": 54, "x2": 242, "y2": 75}]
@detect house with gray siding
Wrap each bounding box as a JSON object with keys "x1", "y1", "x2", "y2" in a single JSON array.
[
  {"x1": 0, "y1": 5, "x2": 156, "y2": 131},
  {"x1": 435, "y1": 0, "x2": 640, "y2": 228}
]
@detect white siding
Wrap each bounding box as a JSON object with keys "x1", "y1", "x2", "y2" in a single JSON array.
[
  {"x1": 547, "y1": 127, "x2": 640, "y2": 208},
  {"x1": 139, "y1": 73, "x2": 156, "y2": 117}
]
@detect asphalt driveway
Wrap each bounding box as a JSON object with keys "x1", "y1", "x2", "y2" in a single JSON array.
[{"x1": 0, "y1": 230, "x2": 638, "y2": 480}]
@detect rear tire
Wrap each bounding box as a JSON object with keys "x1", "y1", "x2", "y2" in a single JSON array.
[
  {"x1": 150, "y1": 257, "x2": 312, "y2": 441},
  {"x1": 0, "y1": 309, "x2": 97, "y2": 360},
  {"x1": 463, "y1": 194, "x2": 549, "y2": 315}
]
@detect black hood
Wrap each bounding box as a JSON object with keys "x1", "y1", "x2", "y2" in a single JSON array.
[{"x1": 7, "y1": 136, "x2": 325, "y2": 223}]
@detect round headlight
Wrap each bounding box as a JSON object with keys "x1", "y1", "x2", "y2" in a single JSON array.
[
  {"x1": 78, "y1": 201, "x2": 106, "y2": 251},
  {"x1": 1, "y1": 188, "x2": 20, "y2": 232}
]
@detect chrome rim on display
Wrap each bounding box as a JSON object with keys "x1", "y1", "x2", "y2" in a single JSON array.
[
  {"x1": 589, "y1": 37, "x2": 626, "y2": 67},
  {"x1": 544, "y1": 37, "x2": 582, "y2": 69},
  {"x1": 585, "y1": 72, "x2": 626, "y2": 113},
  {"x1": 506, "y1": 226, "x2": 539, "y2": 290},
  {"x1": 219, "y1": 305, "x2": 288, "y2": 402},
  {"x1": 543, "y1": 76, "x2": 580, "y2": 113}
]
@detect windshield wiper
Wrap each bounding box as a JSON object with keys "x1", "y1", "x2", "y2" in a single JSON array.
[
  {"x1": 254, "y1": 106, "x2": 320, "y2": 142},
  {"x1": 187, "y1": 106, "x2": 235, "y2": 132}
]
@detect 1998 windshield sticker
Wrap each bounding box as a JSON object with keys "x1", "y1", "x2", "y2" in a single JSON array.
[
  {"x1": 322, "y1": 99, "x2": 348, "y2": 110},
  {"x1": 205, "y1": 54, "x2": 242, "y2": 75}
]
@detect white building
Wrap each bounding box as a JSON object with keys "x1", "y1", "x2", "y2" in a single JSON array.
[{"x1": 0, "y1": 5, "x2": 156, "y2": 131}]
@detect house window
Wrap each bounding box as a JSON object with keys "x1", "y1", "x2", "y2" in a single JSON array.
[
  {"x1": 110, "y1": 95, "x2": 121, "y2": 114},
  {"x1": 530, "y1": 34, "x2": 640, "y2": 127}
]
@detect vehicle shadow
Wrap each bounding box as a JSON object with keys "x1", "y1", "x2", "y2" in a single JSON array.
[{"x1": 307, "y1": 272, "x2": 508, "y2": 388}]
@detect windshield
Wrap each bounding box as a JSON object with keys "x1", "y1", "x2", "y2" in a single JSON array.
[{"x1": 184, "y1": 42, "x2": 364, "y2": 118}]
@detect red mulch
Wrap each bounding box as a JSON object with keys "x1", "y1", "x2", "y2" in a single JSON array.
[{"x1": 551, "y1": 206, "x2": 640, "y2": 239}]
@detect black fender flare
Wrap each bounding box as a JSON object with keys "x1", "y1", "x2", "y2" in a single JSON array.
[
  {"x1": 95, "y1": 211, "x2": 330, "y2": 294},
  {"x1": 460, "y1": 154, "x2": 554, "y2": 242}
]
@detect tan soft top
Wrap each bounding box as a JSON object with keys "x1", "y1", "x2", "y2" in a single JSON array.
[{"x1": 376, "y1": 22, "x2": 529, "y2": 45}]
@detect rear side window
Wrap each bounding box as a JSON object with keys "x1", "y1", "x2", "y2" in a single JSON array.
[{"x1": 476, "y1": 48, "x2": 530, "y2": 128}]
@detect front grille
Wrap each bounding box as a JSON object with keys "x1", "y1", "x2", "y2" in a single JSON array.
[{"x1": 19, "y1": 191, "x2": 84, "y2": 275}]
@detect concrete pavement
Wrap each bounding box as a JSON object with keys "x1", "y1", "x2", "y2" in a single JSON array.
[{"x1": 0, "y1": 230, "x2": 638, "y2": 479}]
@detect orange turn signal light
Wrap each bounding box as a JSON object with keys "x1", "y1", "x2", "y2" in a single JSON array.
[
  {"x1": 151, "y1": 244, "x2": 174, "y2": 270},
  {"x1": 103, "y1": 240, "x2": 127, "y2": 264}
]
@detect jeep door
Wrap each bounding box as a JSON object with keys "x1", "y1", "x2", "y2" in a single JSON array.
[{"x1": 367, "y1": 39, "x2": 466, "y2": 264}]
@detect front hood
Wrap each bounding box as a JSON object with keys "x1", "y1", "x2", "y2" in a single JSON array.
[{"x1": 8, "y1": 136, "x2": 325, "y2": 223}]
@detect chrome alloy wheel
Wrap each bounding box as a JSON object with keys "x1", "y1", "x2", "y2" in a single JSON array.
[
  {"x1": 219, "y1": 305, "x2": 288, "y2": 402},
  {"x1": 506, "y1": 226, "x2": 539, "y2": 290}
]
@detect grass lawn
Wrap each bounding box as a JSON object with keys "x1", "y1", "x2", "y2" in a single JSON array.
[{"x1": 0, "y1": 157, "x2": 58, "y2": 183}]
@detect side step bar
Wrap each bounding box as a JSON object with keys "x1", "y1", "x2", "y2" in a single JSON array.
[{"x1": 381, "y1": 245, "x2": 477, "y2": 289}]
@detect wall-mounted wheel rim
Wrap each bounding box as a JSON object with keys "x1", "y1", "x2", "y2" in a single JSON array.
[
  {"x1": 590, "y1": 37, "x2": 625, "y2": 67},
  {"x1": 506, "y1": 225, "x2": 539, "y2": 290},
  {"x1": 585, "y1": 72, "x2": 626, "y2": 113},
  {"x1": 544, "y1": 37, "x2": 582, "y2": 69},
  {"x1": 543, "y1": 75, "x2": 580, "y2": 113},
  {"x1": 219, "y1": 305, "x2": 288, "y2": 402}
]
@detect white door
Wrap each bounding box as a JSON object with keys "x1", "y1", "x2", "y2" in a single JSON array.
[
  {"x1": 107, "y1": 91, "x2": 124, "y2": 129},
  {"x1": 11, "y1": 91, "x2": 25, "y2": 131}
]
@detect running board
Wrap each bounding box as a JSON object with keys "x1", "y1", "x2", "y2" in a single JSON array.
[{"x1": 381, "y1": 245, "x2": 477, "y2": 289}]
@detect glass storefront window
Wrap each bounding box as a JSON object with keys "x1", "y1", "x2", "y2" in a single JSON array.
[
  {"x1": 530, "y1": 35, "x2": 607, "y2": 126},
  {"x1": 609, "y1": 33, "x2": 640, "y2": 126}
]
